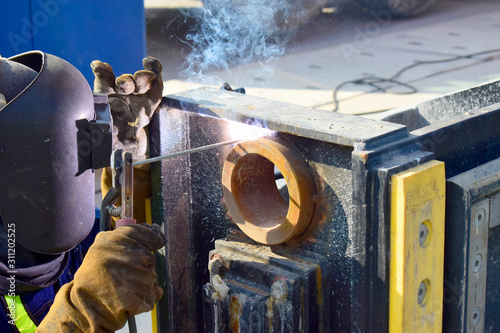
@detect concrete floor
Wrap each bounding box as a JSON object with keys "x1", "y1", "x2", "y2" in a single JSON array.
[
  {"x1": 146, "y1": 0, "x2": 500, "y2": 114},
  {"x1": 119, "y1": 1, "x2": 500, "y2": 331}
]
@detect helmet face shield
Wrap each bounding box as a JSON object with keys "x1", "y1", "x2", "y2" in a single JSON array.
[{"x1": 0, "y1": 51, "x2": 96, "y2": 254}]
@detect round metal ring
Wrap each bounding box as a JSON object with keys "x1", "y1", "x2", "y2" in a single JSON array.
[{"x1": 222, "y1": 137, "x2": 315, "y2": 245}]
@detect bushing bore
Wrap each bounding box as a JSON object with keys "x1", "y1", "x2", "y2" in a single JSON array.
[{"x1": 222, "y1": 137, "x2": 316, "y2": 245}]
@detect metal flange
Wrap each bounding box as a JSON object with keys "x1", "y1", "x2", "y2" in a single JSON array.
[{"x1": 222, "y1": 137, "x2": 316, "y2": 245}]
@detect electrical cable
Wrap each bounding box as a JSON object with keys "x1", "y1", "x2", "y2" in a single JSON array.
[
  {"x1": 331, "y1": 48, "x2": 500, "y2": 112},
  {"x1": 332, "y1": 76, "x2": 417, "y2": 111}
]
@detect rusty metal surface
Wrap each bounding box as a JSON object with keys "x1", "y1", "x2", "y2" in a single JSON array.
[
  {"x1": 162, "y1": 88, "x2": 407, "y2": 148},
  {"x1": 152, "y1": 81, "x2": 500, "y2": 332},
  {"x1": 203, "y1": 237, "x2": 329, "y2": 332},
  {"x1": 222, "y1": 137, "x2": 316, "y2": 245}
]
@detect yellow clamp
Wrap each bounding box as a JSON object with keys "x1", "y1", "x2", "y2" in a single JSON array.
[{"x1": 389, "y1": 160, "x2": 446, "y2": 333}]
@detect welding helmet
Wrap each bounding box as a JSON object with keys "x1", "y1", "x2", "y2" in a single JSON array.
[{"x1": 0, "y1": 51, "x2": 95, "y2": 254}]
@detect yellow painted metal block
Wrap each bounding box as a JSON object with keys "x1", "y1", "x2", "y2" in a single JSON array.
[
  {"x1": 389, "y1": 160, "x2": 445, "y2": 333},
  {"x1": 145, "y1": 197, "x2": 158, "y2": 333},
  {"x1": 145, "y1": 197, "x2": 153, "y2": 226}
]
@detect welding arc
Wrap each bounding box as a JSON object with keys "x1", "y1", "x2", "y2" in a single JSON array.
[{"x1": 133, "y1": 139, "x2": 242, "y2": 167}]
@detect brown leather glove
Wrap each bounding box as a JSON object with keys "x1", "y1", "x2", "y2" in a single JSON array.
[
  {"x1": 36, "y1": 223, "x2": 167, "y2": 333},
  {"x1": 91, "y1": 57, "x2": 163, "y2": 163},
  {"x1": 92, "y1": 57, "x2": 163, "y2": 223}
]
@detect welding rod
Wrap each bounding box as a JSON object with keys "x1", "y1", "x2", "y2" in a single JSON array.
[{"x1": 133, "y1": 139, "x2": 242, "y2": 167}]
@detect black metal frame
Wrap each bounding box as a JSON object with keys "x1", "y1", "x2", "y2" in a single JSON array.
[{"x1": 149, "y1": 79, "x2": 500, "y2": 332}]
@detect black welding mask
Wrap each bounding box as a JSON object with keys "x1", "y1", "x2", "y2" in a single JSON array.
[{"x1": 0, "y1": 51, "x2": 96, "y2": 255}]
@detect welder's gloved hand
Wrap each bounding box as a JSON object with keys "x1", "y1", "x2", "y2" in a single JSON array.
[
  {"x1": 36, "y1": 223, "x2": 167, "y2": 333},
  {"x1": 101, "y1": 166, "x2": 152, "y2": 225},
  {"x1": 92, "y1": 58, "x2": 163, "y2": 223},
  {"x1": 91, "y1": 57, "x2": 163, "y2": 164}
]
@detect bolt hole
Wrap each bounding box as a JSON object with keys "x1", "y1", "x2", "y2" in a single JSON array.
[
  {"x1": 472, "y1": 253, "x2": 483, "y2": 273},
  {"x1": 419, "y1": 221, "x2": 431, "y2": 247},
  {"x1": 470, "y1": 307, "x2": 481, "y2": 326},
  {"x1": 474, "y1": 207, "x2": 486, "y2": 228},
  {"x1": 418, "y1": 279, "x2": 430, "y2": 306}
]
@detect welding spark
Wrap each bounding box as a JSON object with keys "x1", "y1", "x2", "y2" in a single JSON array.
[{"x1": 228, "y1": 119, "x2": 275, "y2": 141}]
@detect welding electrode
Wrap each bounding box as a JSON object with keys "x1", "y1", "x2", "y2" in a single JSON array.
[
  {"x1": 133, "y1": 139, "x2": 242, "y2": 167},
  {"x1": 124, "y1": 140, "x2": 241, "y2": 332}
]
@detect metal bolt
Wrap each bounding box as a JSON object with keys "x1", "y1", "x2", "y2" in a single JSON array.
[
  {"x1": 470, "y1": 307, "x2": 481, "y2": 326},
  {"x1": 208, "y1": 255, "x2": 227, "y2": 276},
  {"x1": 419, "y1": 222, "x2": 430, "y2": 247},
  {"x1": 475, "y1": 207, "x2": 487, "y2": 228},
  {"x1": 472, "y1": 253, "x2": 483, "y2": 273},
  {"x1": 418, "y1": 279, "x2": 429, "y2": 306},
  {"x1": 271, "y1": 280, "x2": 288, "y2": 302}
]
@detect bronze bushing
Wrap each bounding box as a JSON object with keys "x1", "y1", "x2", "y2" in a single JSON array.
[{"x1": 222, "y1": 137, "x2": 315, "y2": 245}]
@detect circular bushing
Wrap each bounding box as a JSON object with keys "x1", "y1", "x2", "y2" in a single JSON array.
[{"x1": 222, "y1": 137, "x2": 315, "y2": 245}]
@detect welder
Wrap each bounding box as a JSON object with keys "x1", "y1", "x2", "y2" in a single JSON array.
[{"x1": 0, "y1": 51, "x2": 165, "y2": 332}]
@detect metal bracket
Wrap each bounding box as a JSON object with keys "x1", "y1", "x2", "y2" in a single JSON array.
[
  {"x1": 467, "y1": 199, "x2": 489, "y2": 332},
  {"x1": 389, "y1": 160, "x2": 446, "y2": 333},
  {"x1": 489, "y1": 192, "x2": 500, "y2": 229}
]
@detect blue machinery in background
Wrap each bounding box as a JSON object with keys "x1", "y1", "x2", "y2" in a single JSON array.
[{"x1": 0, "y1": 1, "x2": 146, "y2": 86}]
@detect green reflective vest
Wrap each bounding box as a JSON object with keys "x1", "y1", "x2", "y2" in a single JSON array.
[{"x1": 3, "y1": 295, "x2": 37, "y2": 333}]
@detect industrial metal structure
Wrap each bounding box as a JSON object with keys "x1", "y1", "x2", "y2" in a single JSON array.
[{"x1": 146, "y1": 79, "x2": 500, "y2": 332}]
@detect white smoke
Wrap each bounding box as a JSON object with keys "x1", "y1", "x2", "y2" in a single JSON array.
[{"x1": 180, "y1": 0, "x2": 305, "y2": 85}]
